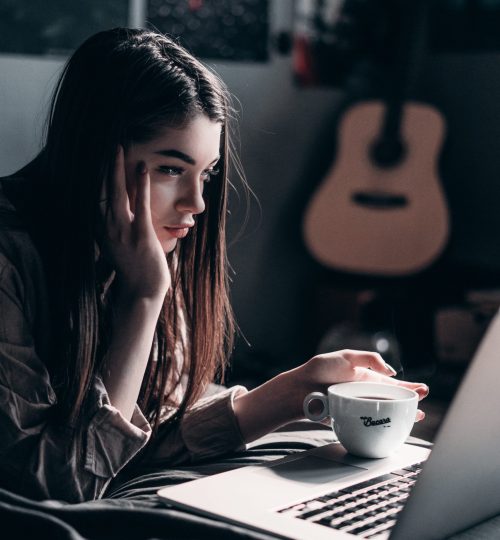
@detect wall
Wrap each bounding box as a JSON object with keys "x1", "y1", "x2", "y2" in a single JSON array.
[
  {"x1": 0, "y1": 55, "x2": 62, "y2": 173},
  {"x1": 2, "y1": 3, "x2": 500, "y2": 385},
  {"x1": 0, "y1": 2, "x2": 342, "y2": 383}
]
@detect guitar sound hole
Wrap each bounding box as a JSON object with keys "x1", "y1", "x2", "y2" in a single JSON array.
[
  {"x1": 352, "y1": 191, "x2": 408, "y2": 209},
  {"x1": 370, "y1": 139, "x2": 407, "y2": 168}
]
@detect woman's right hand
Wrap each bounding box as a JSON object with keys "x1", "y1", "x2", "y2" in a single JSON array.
[
  {"x1": 233, "y1": 349, "x2": 429, "y2": 443},
  {"x1": 102, "y1": 146, "x2": 171, "y2": 300}
]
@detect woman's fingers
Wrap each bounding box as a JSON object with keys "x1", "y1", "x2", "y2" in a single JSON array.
[
  {"x1": 349, "y1": 364, "x2": 429, "y2": 424},
  {"x1": 394, "y1": 380, "x2": 430, "y2": 400},
  {"x1": 343, "y1": 350, "x2": 397, "y2": 377},
  {"x1": 134, "y1": 161, "x2": 153, "y2": 235},
  {"x1": 111, "y1": 145, "x2": 131, "y2": 222},
  {"x1": 416, "y1": 409, "x2": 426, "y2": 422},
  {"x1": 354, "y1": 367, "x2": 429, "y2": 400},
  {"x1": 311, "y1": 351, "x2": 429, "y2": 403},
  {"x1": 341, "y1": 351, "x2": 430, "y2": 401}
]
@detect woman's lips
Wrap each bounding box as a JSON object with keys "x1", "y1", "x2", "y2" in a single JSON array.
[{"x1": 164, "y1": 226, "x2": 191, "y2": 239}]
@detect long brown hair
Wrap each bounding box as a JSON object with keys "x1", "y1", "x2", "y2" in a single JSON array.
[{"x1": 7, "y1": 28, "x2": 240, "y2": 434}]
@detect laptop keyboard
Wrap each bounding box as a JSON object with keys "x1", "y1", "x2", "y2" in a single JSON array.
[{"x1": 277, "y1": 462, "x2": 424, "y2": 539}]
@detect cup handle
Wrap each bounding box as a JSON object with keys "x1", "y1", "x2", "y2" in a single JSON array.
[{"x1": 303, "y1": 392, "x2": 329, "y2": 422}]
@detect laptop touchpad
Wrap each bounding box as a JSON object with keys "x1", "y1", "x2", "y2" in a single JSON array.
[{"x1": 257, "y1": 456, "x2": 361, "y2": 485}]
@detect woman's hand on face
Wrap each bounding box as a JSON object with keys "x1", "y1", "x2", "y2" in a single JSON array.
[
  {"x1": 299, "y1": 350, "x2": 429, "y2": 422},
  {"x1": 102, "y1": 146, "x2": 171, "y2": 300}
]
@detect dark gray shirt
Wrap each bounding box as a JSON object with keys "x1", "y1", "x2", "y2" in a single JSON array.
[{"x1": 0, "y1": 182, "x2": 246, "y2": 502}]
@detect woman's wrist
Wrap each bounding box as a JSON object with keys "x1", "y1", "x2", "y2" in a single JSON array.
[
  {"x1": 102, "y1": 292, "x2": 165, "y2": 420},
  {"x1": 233, "y1": 368, "x2": 307, "y2": 443},
  {"x1": 276, "y1": 366, "x2": 310, "y2": 421},
  {"x1": 113, "y1": 288, "x2": 166, "y2": 314},
  {"x1": 113, "y1": 277, "x2": 169, "y2": 305}
]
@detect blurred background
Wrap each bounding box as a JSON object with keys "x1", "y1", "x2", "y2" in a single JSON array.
[{"x1": 2, "y1": 0, "x2": 500, "y2": 440}]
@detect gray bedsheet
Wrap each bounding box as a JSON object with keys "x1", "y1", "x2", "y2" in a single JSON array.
[
  {"x1": 0, "y1": 426, "x2": 334, "y2": 539},
  {"x1": 3, "y1": 425, "x2": 498, "y2": 539}
]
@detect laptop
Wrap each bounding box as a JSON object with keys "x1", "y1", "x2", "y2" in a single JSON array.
[{"x1": 158, "y1": 309, "x2": 500, "y2": 539}]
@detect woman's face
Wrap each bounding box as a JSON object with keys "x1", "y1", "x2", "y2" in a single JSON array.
[{"x1": 124, "y1": 114, "x2": 222, "y2": 253}]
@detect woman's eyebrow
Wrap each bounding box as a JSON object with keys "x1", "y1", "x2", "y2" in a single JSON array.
[
  {"x1": 155, "y1": 149, "x2": 196, "y2": 164},
  {"x1": 154, "y1": 149, "x2": 220, "y2": 166}
]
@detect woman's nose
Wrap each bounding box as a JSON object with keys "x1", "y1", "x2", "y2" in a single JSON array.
[{"x1": 175, "y1": 178, "x2": 206, "y2": 215}]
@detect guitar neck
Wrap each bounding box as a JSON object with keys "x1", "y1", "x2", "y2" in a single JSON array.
[
  {"x1": 373, "y1": 0, "x2": 431, "y2": 162},
  {"x1": 379, "y1": 95, "x2": 404, "y2": 145}
]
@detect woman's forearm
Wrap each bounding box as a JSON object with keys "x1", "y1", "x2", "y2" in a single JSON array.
[
  {"x1": 233, "y1": 368, "x2": 305, "y2": 443},
  {"x1": 101, "y1": 295, "x2": 164, "y2": 421}
]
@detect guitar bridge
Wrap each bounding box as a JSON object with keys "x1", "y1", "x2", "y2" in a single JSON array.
[{"x1": 352, "y1": 191, "x2": 408, "y2": 209}]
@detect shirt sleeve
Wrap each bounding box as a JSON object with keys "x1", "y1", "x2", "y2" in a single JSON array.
[
  {"x1": 149, "y1": 384, "x2": 248, "y2": 466},
  {"x1": 0, "y1": 260, "x2": 151, "y2": 502}
]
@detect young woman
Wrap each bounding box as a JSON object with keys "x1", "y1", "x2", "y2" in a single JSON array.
[{"x1": 0, "y1": 28, "x2": 428, "y2": 503}]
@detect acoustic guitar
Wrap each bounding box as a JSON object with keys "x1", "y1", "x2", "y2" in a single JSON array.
[{"x1": 303, "y1": 0, "x2": 450, "y2": 276}]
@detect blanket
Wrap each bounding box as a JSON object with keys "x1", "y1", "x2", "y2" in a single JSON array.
[
  {"x1": 0, "y1": 426, "x2": 333, "y2": 539},
  {"x1": 2, "y1": 425, "x2": 499, "y2": 539}
]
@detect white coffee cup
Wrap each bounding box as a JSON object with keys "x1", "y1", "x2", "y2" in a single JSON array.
[{"x1": 303, "y1": 381, "x2": 418, "y2": 458}]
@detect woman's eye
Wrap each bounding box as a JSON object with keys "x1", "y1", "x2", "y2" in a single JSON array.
[
  {"x1": 201, "y1": 167, "x2": 220, "y2": 182},
  {"x1": 158, "y1": 166, "x2": 184, "y2": 176}
]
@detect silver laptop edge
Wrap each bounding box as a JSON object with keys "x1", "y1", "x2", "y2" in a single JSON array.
[
  {"x1": 159, "y1": 309, "x2": 500, "y2": 540},
  {"x1": 391, "y1": 307, "x2": 500, "y2": 539}
]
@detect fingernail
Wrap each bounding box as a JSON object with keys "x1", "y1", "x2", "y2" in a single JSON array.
[
  {"x1": 417, "y1": 384, "x2": 429, "y2": 396},
  {"x1": 137, "y1": 161, "x2": 147, "y2": 174},
  {"x1": 384, "y1": 362, "x2": 397, "y2": 375}
]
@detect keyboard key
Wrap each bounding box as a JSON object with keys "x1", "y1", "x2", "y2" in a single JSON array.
[
  {"x1": 363, "y1": 518, "x2": 398, "y2": 538},
  {"x1": 316, "y1": 494, "x2": 334, "y2": 503},
  {"x1": 277, "y1": 463, "x2": 425, "y2": 536},
  {"x1": 391, "y1": 469, "x2": 412, "y2": 477},
  {"x1": 277, "y1": 503, "x2": 306, "y2": 514},
  {"x1": 341, "y1": 474, "x2": 398, "y2": 494},
  {"x1": 403, "y1": 462, "x2": 424, "y2": 473},
  {"x1": 297, "y1": 507, "x2": 329, "y2": 520}
]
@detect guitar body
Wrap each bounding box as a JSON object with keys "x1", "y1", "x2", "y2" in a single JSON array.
[{"x1": 303, "y1": 101, "x2": 449, "y2": 276}]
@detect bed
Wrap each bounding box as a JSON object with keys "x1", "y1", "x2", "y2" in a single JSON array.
[{"x1": 1, "y1": 424, "x2": 499, "y2": 539}]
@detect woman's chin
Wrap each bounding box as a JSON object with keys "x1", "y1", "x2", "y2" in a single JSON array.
[{"x1": 161, "y1": 238, "x2": 178, "y2": 254}]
